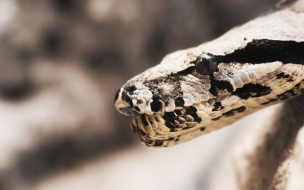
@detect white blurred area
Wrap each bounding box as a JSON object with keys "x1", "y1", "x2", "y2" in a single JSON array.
[
  {"x1": 31, "y1": 106, "x2": 268, "y2": 190},
  {"x1": 0, "y1": 0, "x2": 302, "y2": 190},
  {"x1": 32, "y1": 104, "x2": 304, "y2": 190},
  {"x1": 0, "y1": 0, "x2": 17, "y2": 34}
]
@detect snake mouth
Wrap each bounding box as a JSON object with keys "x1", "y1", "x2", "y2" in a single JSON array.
[
  {"x1": 130, "y1": 106, "x2": 205, "y2": 147},
  {"x1": 131, "y1": 114, "x2": 173, "y2": 147},
  {"x1": 118, "y1": 107, "x2": 140, "y2": 116},
  {"x1": 115, "y1": 87, "x2": 143, "y2": 116}
]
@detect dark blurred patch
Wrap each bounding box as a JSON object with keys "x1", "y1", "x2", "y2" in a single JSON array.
[
  {"x1": 86, "y1": 50, "x2": 123, "y2": 68},
  {"x1": 145, "y1": 28, "x2": 167, "y2": 64},
  {"x1": 52, "y1": 0, "x2": 82, "y2": 13},
  {"x1": 204, "y1": 0, "x2": 278, "y2": 37},
  {"x1": 0, "y1": 51, "x2": 35, "y2": 101},
  {"x1": 0, "y1": 81, "x2": 35, "y2": 101},
  {"x1": 0, "y1": 173, "x2": 9, "y2": 190},
  {"x1": 42, "y1": 30, "x2": 64, "y2": 56}
]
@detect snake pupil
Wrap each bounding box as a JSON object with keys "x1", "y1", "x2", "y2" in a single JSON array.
[{"x1": 195, "y1": 53, "x2": 218, "y2": 75}]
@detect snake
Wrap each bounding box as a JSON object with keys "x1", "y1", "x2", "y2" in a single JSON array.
[{"x1": 114, "y1": 0, "x2": 304, "y2": 147}]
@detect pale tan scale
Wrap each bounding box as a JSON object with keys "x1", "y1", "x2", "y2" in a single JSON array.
[
  {"x1": 231, "y1": 75, "x2": 244, "y2": 88},
  {"x1": 195, "y1": 85, "x2": 203, "y2": 93},
  {"x1": 164, "y1": 98, "x2": 176, "y2": 112},
  {"x1": 153, "y1": 130, "x2": 165, "y2": 136},
  {"x1": 155, "y1": 115, "x2": 165, "y2": 125},
  {"x1": 263, "y1": 65, "x2": 276, "y2": 73},
  {"x1": 238, "y1": 71, "x2": 252, "y2": 84},
  {"x1": 144, "y1": 103, "x2": 153, "y2": 115},
  {"x1": 267, "y1": 72, "x2": 276, "y2": 79},
  {"x1": 293, "y1": 67, "x2": 303, "y2": 75},
  {"x1": 245, "y1": 69, "x2": 259, "y2": 81},
  {"x1": 143, "y1": 121, "x2": 155, "y2": 136},
  {"x1": 137, "y1": 99, "x2": 146, "y2": 112},
  {"x1": 255, "y1": 68, "x2": 267, "y2": 77},
  {"x1": 192, "y1": 93, "x2": 202, "y2": 103}
]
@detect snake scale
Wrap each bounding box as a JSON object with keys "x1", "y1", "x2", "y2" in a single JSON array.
[{"x1": 115, "y1": 0, "x2": 304, "y2": 147}]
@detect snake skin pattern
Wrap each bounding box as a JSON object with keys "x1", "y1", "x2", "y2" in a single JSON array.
[{"x1": 115, "y1": 0, "x2": 304, "y2": 147}]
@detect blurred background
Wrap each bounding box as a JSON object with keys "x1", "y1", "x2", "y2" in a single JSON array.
[{"x1": 0, "y1": 0, "x2": 281, "y2": 189}]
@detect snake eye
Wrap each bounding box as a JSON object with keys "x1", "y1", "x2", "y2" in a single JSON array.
[{"x1": 195, "y1": 53, "x2": 218, "y2": 75}]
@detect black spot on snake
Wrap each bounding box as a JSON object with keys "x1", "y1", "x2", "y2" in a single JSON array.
[
  {"x1": 217, "y1": 39, "x2": 304, "y2": 64},
  {"x1": 175, "y1": 97, "x2": 185, "y2": 107},
  {"x1": 212, "y1": 116, "x2": 222, "y2": 121},
  {"x1": 154, "y1": 140, "x2": 163, "y2": 147},
  {"x1": 122, "y1": 91, "x2": 134, "y2": 109},
  {"x1": 183, "y1": 126, "x2": 192, "y2": 130},
  {"x1": 165, "y1": 121, "x2": 176, "y2": 132},
  {"x1": 295, "y1": 83, "x2": 301, "y2": 88},
  {"x1": 209, "y1": 76, "x2": 233, "y2": 96},
  {"x1": 222, "y1": 106, "x2": 246, "y2": 117},
  {"x1": 212, "y1": 102, "x2": 224, "y2": 111},
  {"x1": 260, "y1": 98, "x2": 279, "y2": 105},
  {"x1": 276, "y1": 72, "x2": 290, "y2": 79},
  {"x1": 128, "y1": 97, "x2": 134, "y2": 108},
  {"x1": 200, "y1": 126, "x2": 206, "y2": 131},
  {"x1": 186, "y1": 106, "x2": 202, "y2": 123},
  {"x1": 141, "y1": 115, "x2": 149, "y2": 126},
  {"x1": 122, "y1": 92, "x2": 134, "y2": 108},
  {"x1": 235, "y1": 106, "x2": 246, "y2": 112},
  {"x1": 121, "y1": 90, "x2": 127, "y2": 101},
  {"x1": 174, "y1": 110, "x2": 182, "y2": 115},
  {"x1": 126, "y1": 85, "x2": 136, "y2": 93},
  {"x1": 164, "y1": 112, "x2": 176, "y2": 122},
  {"x1": 277, "y1": 89, "x2": 299, "y2": 100},
  {"x1": 150, "y1": 95, "x2": 163, "y2": 112},
  {"x1": 232, "y1": 83, "x2": 272, "y2": 99}
]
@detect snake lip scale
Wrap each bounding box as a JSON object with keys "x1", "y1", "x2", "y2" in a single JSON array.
[{"x1": 115, "y1": 0, "x2": 304, "y2": 147}]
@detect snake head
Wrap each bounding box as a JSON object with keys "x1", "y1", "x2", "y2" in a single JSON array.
[
  {"x1": 114, "y1": 51, "x2": 213, "y2": 117},
  {"x1": 114, "y1": 51, "x2": 221, "y2": 147},
  {"x1": 115, "y1": 74, "x2": 186, "y2": 117},
  {"x1": 114, "y1": 12, "x2": 304, "y2": 147}
]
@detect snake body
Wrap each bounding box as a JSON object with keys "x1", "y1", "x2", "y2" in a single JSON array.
[{"x1": 115, "y1": 0, "x2": 304, "y2": 147}]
